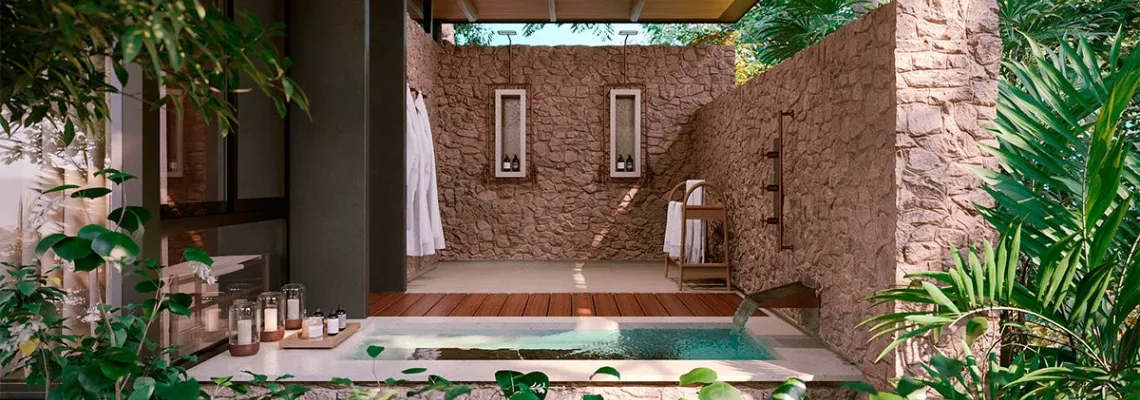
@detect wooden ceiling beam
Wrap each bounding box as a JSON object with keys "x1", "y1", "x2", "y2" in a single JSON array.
[
  {"x1": 629, "y1": 0, "x2": 646, "y2": 22},
  {"x1": 408, "y1": 0, "x2": 424, "y2": 19},
  {"x1": 455, "y1": 0, "x2": 479, "y2": 22},
  {"x1": 718, "y1": 0, "x2": 757, "y2": 21},
  {"x1": 548, "y1": 0, "x2": 556, "y2": 22}
]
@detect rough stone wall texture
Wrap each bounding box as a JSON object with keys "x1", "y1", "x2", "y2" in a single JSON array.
[
  {"x1": 405, "y1": 15, "x2": 442, "y2": 279},
  {"x1": 692, "y1": 3, "x2": 899, "y2": 380},
  {"x1": 893, "y1": 0, "x2": 1001, "y2": 375},
  {"x1": 434, "y1": 45, "x2": 735, "y2": 260}
]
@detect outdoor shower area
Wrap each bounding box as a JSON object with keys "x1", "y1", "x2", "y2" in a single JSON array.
[{"x1": 237, "y1": 0, "x2": 1004, "y2": 391}]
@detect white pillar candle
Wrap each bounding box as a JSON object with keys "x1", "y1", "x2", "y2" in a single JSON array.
[
  {"x1": 237, "y1": 319, "x2": 253, "y2": 345},
  {"x1": 286, "y1": 299, "x2": 300, "y2": 320},
  {"x1": 264, "y1": 308, "x2": 279, "y2": 332},
  {"x1": 205, "y1": 307, "x2": 220, "y2": 332}
]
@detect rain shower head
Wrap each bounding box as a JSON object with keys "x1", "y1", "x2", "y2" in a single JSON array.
[
  {"x1": 618, "y1": 30, "x2": 639, "y2": 36},
  {"x1": 496, "y1": 30, "x2": 517, "y2": 36}
]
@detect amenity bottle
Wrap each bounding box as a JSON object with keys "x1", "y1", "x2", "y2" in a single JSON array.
[
  {"x1": 616, "y1": 155, "x2": 626, "y2": 172},
  {"x1": 502, "y1": 155, "x2": 511, "y2": 172},
  {"x1": 511, "y1": 155, "x2": 520, "y2": 172},
  {"x1": 625, "y1": 154, "x2": 634, "y2": 172}
]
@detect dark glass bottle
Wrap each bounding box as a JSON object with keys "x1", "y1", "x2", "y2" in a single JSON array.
[
  {"x1": 625, "y1": 154, "x2": 635, "y2": 172},
  {"x1": 616, "y1": 154, "x2": 626, "y2": 172},
  {"x1": 511, "y1": 154, "x2": 520, "y2": 172},
  {"x1": 336, "y1": 304, "x2": 347, "y2": 330},
  {"x1": 502, "y1": 155, "x2": 511, "y2": 172},
  {"x1": 312, "y1": 307, "x2": 324, "y2": 318}
]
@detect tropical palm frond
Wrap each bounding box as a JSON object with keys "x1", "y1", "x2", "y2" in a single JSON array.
[{"x1": 864, "y1": 34, "x2": 1140, "y2": 398}]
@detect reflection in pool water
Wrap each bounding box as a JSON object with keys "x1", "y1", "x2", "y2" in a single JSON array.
[{"x1": 346, "y1": 327, "x2": 775, "y2": 361}]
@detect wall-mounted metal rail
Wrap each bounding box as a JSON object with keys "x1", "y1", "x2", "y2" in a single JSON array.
[{"x1": 765, "y1": 111, "x2": 793, "y2": 251}]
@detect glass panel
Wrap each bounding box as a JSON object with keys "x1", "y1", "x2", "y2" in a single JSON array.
[
  {"x1": 161, "y1": 219, "x2": 285, "y2": 357},
  {"x1": 235, "y1": 0, "x2": 286, "y2": 199},
  {"x1": 161, "y1": 88, "x2": 227, "y2": 206}
]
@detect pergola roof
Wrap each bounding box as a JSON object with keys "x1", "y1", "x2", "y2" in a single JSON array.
[{"x1": 408, "y1": 0, "x2": 760, "y2": 23}]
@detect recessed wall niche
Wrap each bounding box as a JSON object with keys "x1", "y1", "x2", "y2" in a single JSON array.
[
  {"x1": 609, "y1": 88, "x2": 642, "y2": 178},
  {"x1": 494, "y1": 89, "x2": 527, "y2": 178}
]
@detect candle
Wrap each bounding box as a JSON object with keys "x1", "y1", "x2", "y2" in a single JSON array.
[
  {"x1": 237, "y1": 319, "x2": 253, "y2": 345},
  {"x1": 287, "y1": 299, "x2": 300, "y2": 320},
  {"x1": 205, "y1": 307, "x2": 220, "y2": 332},
  {"x1": 264, "y1": 307, "x2": 278, "y2": 332}
]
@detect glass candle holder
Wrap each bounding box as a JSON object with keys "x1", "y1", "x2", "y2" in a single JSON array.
[
  {"x1": 258, "y1": 292, "x2": 285, "y2": 342},
  {"x1": 301, "y1": 316, "x2": 324, "y2": 340},
  {"x1": 281, "y1": 283, "x2": 306, "y2": 330},
  {"x1": 228, "y1": 300, "x2": 260, "y2": 357}
]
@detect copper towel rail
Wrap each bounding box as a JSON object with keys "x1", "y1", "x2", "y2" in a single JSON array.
[{"x1": 765, "y1": 111, "x2": 793, "y2": 251}]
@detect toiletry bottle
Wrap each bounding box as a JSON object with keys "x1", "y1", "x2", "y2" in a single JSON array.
[
  {"x1": 511, "y1": 154, "x2": 520, "y2": 172},
  {"x1": 312, "y1": 307, "x2": 324, "y2": 319},
  {"x1": 325, "y1": 313, "x2": 340, "y2": 336},
  {"x1": 502, "y1": 155, "x2": 511, "y2": 172},
  {"x1": 616, "y1": 155, "x2": 626, "y2": 172},
  {"x1": 625, "y1": 154, "x2": 634, "y2": 172},
  {"x1": 336, "y1": 304, "x2": 347, "y2": 330}
]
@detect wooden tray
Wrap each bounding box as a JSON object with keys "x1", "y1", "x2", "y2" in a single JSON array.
[{"x1": 279, "y1": 322, "x2": 360, "y2": 349}]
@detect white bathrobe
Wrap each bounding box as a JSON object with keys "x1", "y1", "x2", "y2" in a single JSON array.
[
  {"x1": 405, "y1": 88, "x2": 424, "y2": 256},
  {"x1": 414, "y1": 93, "x2": 445, "y2": 251}
]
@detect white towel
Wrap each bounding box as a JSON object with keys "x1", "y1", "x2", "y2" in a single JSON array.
[
  {"x1": 664, "y1": 201, "x2": 683, "y2": 257},
  {"x1": 684, "y1": 179, "x2": 705, "y2": 263}
]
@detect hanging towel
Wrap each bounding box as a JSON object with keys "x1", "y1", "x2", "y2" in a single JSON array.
[
  {"x1": 684, "y1": 179, "x2": 705, "y2": 263},
  {"x1": 663, "y1": 201, "x2": 683, "y2": 257},
  {"x1": 414, "y1": 93, "x2": 445, "y2": 251}
]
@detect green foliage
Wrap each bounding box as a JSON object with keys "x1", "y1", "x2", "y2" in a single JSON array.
[
  {"x1": 999, "y1": 0, "x2": 1139, "y2": 63},
  {"x1": 862, "y1": 35, "x2": 1140, "y2": 399},
  {"x1": 0, "y1": 0, "x2": 309, "y2": 141}
]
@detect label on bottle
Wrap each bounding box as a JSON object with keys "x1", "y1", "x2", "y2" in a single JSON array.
[
  {"x1": 502, "y1": 161, "x2": 510, "y2": 170},
  {"x1": 326, "y1": 318, "x2": 339, "y2": 335},
  {"x1": 617, "y1": 160, "x2": 625, "y2": 171},
  {"x1": 305, "y1": 324, "x2": 323, "y2": 340}
]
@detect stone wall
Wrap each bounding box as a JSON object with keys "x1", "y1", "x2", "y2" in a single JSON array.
[
  {"x1": 405, "y1": 15, "x2": 442, "y2": 279},
  {"x1": 893, "y1": 0, "x2": 1001, "y2": 375},
  {"x1": 433, "y1": 45, "x2": 735, "y2": 260},
  {"x1": 692, "y1": 3, "x2": 899, "y2": 379},
  {"x1": 691, "y1": 0, "x2": 1000, "y2": 381}
]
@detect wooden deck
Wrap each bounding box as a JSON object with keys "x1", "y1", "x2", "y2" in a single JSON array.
[{"x1": 369, "y1": 293, "x2": 764, "y2": 317}]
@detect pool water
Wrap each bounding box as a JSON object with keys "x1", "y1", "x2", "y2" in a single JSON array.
[{"x1": 346, "y1": 327, "x2": 776, "y2": 361}]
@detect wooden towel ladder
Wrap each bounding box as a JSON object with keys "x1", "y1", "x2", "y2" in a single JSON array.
[{"x1": 664, "y1": 181, "x2": 730, "y2": 291}]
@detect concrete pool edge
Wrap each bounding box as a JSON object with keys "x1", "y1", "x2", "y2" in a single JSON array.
[{"x1": 187, "y1": 315, "x2": 864, "y2": 383}]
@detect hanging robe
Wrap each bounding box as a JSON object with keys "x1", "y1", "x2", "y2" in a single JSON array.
[
  {"x1": 414, "y1": 93, "x2": 446, "y2": 250},
  {"x1": 405, "y1": 87, "x2": 427, "y2": 256}
]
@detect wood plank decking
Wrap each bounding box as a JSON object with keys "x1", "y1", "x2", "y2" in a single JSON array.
[{"x1": 369, "y1": 293, "x2": 764, "y2": 317}]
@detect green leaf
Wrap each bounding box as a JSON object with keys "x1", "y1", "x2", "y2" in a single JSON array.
[
  {"x1": 70, "y1": 187, "x2": 112, "y2": 199},
  {"x1": 107, "y1": 206, "x2": 152, "y2": 233},
  {"x1": 51, "y1": 236, "x2": 93, "y2": 261},
  {"x1": 772, "y1": 378, "x2": 809, "y2": 399},
  {"x1": 510, "y1": 393, "x2": 540, "y2": 400},
  {"x1": 183, "y1": 247, "x2": 213, "y2": 266},
  {"x1": 154, "y1": 380, "x2": 199, "y2": 400},
  {"x1": 62, "y1": 120, "x2": 75, "y2": 146},
  {"x1": 129, "y1": 377, "x2": 156, "y2": 400},
  {"x1": 590, "y1": 366, "x2": 621, "y2": 380},
  {"x1": 366, "y1": 345, "x2": 385, "y2": 358},
  {"x1": 445, "y1": 385, "x2": 473, "y2": 400},
  {"x1": 402, "y1": 367, "x2": 427, "y2": 374},
  {"x1": 920, "y1": 282, "x2": 960, "y2": 314},
  {"x1": 582, "y1": 395, "x2": 603, "y2": 400},
  {"x1": 679, "y1": 367, "x2": 718, "y2": 386},
  {"x1": 697, "y1": 382, "x2": 741, "y2": 400},
  {"x1": 40, "y1": 184, "x2": 79, "y2": 194},
  {"x1": 842, "y1": 381, "x2": 877, "y2": 394},
  {"x1": 35, "y1": 233, "x2": 68, "y2": 256},
  {"x1": 330, "y1": 377, "x2": 353, "y2": 386},
  {"x1": 965, "y1": 317, "x2": 988, "y2": 348},
  {"x1": 77, "y1": 224, "x2": 111, "y2": 240},
  {"x1": 165, "y1": 301, "x2": 192, "y2": 316},
  {"x1": 134, "y1": 279, "x2": 163, "y2": 293},
  {"x1": 74, "y1": 253, "x2": 105, "y2": 271},
  {"x1": 16, "y1": 281, "x2": 37, "y2": 296},
  {"x1": 92, "y1": 231, "x2": 140, "y2": 263},
  {"x1": 121, "y1": 27, "x2": 145, "y2": 63}
]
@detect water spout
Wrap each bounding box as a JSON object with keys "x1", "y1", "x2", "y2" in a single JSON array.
[{"x1": 732, "y1": 298, "x2": 759, "y2": 332}]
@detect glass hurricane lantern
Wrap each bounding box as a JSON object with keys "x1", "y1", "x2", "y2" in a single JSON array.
[
  {"x1": 258, "y1": 291, "x2": 285, "y2": 342},
  {"x1": 281, "y1": 283, "x2": 306, "y2": 329},
  {"x1": 228, "y1": 300, "x2": 260, "y2": 357}
]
